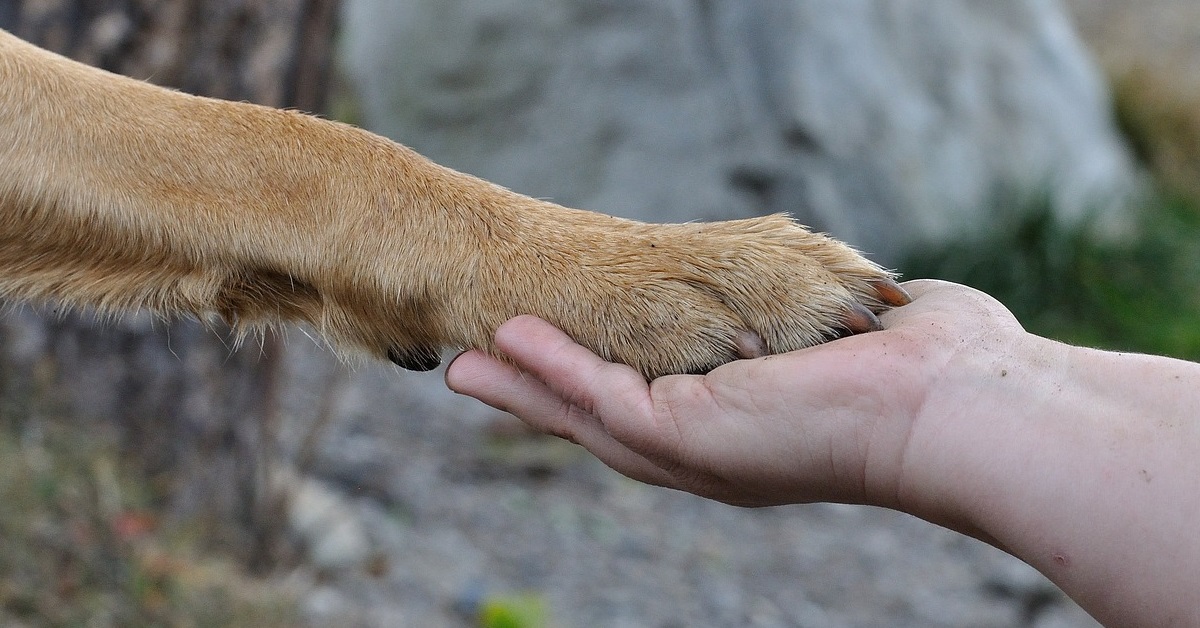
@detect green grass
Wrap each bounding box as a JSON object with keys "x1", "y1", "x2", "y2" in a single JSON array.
[
  {"x1": 903, "y1": 193, "x2": 1200, "y2": 361},
  {"x1": 478, "y1": 593, "x2": 549, "y2": 628}
]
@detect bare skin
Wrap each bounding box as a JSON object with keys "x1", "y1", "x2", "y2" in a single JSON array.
[{"x1": 446, "y1": 279, "x2": 1200, "y2": 627}]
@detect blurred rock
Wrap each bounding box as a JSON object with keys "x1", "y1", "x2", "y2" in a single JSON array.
[
  {"x1": 279, "y1": 468, "x2": 373, "y2": 571},
  {"x1": 341, "y1": 0, "x2": 1136, "y2": 264}
]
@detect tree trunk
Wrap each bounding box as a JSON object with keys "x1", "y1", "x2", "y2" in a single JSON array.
[{"x1": 1, "y1": 0, "x2": 340, "y2": 570}]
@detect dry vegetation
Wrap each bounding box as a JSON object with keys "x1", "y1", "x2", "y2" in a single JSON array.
[
  {"x1": 1067, "y1": 0, "x2": 1200, "y2": 196},
  {"x1": 1112, "y1": 69, "x2": 1200, "y2": 199},
  {"x1": 0, "y1": 370, "x2": 300, "y2": 627}
]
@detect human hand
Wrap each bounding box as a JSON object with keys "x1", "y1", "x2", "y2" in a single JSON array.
[
  {"x1": 445, "y1": 280, "x2": 1029, "y2": 513},
  {"x1": 448, "y1": 280, "x2": 1200, "y2": 625}
]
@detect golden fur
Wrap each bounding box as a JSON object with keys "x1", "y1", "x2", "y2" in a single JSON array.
[{"x1": 0, "y1": 29, "x2": 907, "y2": 379}]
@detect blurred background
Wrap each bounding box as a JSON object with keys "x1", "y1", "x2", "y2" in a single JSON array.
[{"x1": 0, "y1": 0, "x2": 1198, "y2": 625}]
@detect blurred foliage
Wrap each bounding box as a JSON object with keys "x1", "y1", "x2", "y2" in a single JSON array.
[
  {"x1": 904, "y1": 192, "x2": 1200, "y2": 361},
  {"x1": 0, "y1": 406, "x2": 298, "y2": 627},
  {"x1": 478, "y1": 593, "x2": 549, "y2": 628},
  {"x1": 1111, "y1": 68, "x2": 1200, "y2": 199}
]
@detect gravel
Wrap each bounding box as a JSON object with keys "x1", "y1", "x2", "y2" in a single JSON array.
[{"x1": 277, "y1": 338, "x2": 1099, "y2": 627}]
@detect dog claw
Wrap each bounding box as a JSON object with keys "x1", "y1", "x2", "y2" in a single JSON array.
[
  {"x1": 869, "y1": 278, "x2": 912, "y2": 307},
  {"x1": 387, "y1": 346, "x2": 442, "y2": 371},
  {"x1": 734, "y1": 329, "x2": 768, "y2": 359},
  {"x1": 839, "y1": 302, "x2": 883, "y2": 336}
]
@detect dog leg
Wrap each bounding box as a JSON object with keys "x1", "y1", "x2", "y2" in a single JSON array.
[{"x1": 0, "y1": 29, "x2": 907, "y2": 379}]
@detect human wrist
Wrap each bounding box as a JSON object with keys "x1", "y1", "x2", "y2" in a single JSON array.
[{"x1": 889, "y1": 328, "x2": 1073, "y2": 540}]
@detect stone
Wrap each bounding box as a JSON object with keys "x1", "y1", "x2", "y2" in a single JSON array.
[
  {"x1": 340, "y1": 0, "x2": 1136, "y2": 265},
  {"x1": 280, "y1": 467, "x2": 373, "y2": 571}
]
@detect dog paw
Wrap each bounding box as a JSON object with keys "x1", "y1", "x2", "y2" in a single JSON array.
[{"x1": 466, "y1": 211, "x2": 909, "y2": 379}]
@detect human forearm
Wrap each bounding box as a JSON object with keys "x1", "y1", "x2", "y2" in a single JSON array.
[{"x1": 917, "y1": 337, "x2": 1200, "y2": 625}]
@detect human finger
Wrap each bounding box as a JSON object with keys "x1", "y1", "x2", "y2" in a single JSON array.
[
  {"x1": 444, "y1": 346, "x2": 678, "y2": 487},
  {"x1": 491, "y1": 316, "x2": 689, "y2": 462}
]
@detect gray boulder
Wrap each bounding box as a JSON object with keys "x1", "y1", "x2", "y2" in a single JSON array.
[{"x1": 341, "y1": 0, "x2": 1135, "y2": 265}]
